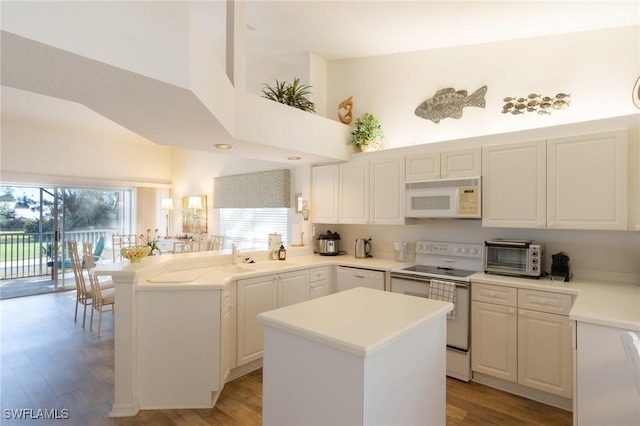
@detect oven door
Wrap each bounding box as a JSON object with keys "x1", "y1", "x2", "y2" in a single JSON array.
[{"x1": 390, "y1": 275, "x2": 469, "y2": 352}]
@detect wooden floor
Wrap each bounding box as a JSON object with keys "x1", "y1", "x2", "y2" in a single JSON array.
[{"x1": 1, "y1": 291, "x2": 572, "y2": 425}]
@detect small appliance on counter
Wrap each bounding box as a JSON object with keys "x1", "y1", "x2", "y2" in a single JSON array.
[
  {"x1": 551, "y1": 252, "x2": 571, "y2": 282},
  {"x1": 394, "y1": 241, "x2": 408, "y2": 262},
  {"x1": 354, "y1": 238, "x2": 372, "y2": 259},
  {"x1": 317, "y1": 230, "x2": 342, "y2": 256},
  {"x1": 483, "y1": 239, "x2": 544, "y2": 278}
]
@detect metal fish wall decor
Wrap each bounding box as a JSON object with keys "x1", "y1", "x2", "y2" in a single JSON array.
[
  {"x1": 414, "y1": 85, "x2": 487, "y2": 124},
  {"x1": 502, "y1": 93, "x2": 571, "y2": 115}
]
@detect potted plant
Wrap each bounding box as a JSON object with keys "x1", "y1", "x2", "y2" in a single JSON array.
[
  {"x1": 349, "y1": 112, "x2": 384, "y2": 152},
  {"x1": 261, "y1": 78, "x2": 316, "y2": 113}
]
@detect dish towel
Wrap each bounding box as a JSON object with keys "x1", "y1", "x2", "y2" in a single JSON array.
[{"x1": 429, "y1": 279, "x2": 456, "y2": 320}]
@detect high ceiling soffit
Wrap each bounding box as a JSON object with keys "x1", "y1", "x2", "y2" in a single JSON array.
[{"x1": 0, "y1": 31, "x2": 340, "y2": 165}]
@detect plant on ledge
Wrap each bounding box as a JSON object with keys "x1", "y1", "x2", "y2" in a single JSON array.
[
  {"x1": 261, "y1": 78, "x2": 316, "y2": 113},
  {"x1": 349, "y1": 112, "x2": 384, "y2": 152}
]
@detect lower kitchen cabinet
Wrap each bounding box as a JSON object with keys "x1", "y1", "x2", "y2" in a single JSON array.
[
  {"x1": 471, "y1": 283, "x2": 573, "y2": 399},
  {"x1": 309, "y1": 266, "x2": 331, "y2": 299},
  {"x1": 236, "y1": 269, "x2": 311, "y2": 366}
]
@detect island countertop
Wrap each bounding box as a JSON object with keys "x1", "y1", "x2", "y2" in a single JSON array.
[{"x1": 257, "y1": 286, "x2": 453, "y2": 357}]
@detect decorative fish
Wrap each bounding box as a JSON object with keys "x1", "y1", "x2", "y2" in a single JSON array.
[{"x1": 415, "y1": 85, "x2": 487, "y2": 124}]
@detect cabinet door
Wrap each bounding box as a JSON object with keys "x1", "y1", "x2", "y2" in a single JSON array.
[
  {"x1": 370, "y1": 157, "x2": 405, "y2": 224},
  {"x1": 441, "y1": 148, "x2": 481, "y2": 178},
  {"x1": 517, "y1": 310, "x2": 572, "y2": 398},
  {"x1": 405, "y1": 152, "x2": 440, "y2": 181},
  {"x1": 309, "y1": 279, "x2": 329, "y2": 299},
  {"x1": 482, "y1": 140, "x2": 546, "y2": 228},
  {"x1": 311, "y1": 165, "x2": 339, "y2": 223},
  {"x1": 278, "y1": 269, "x2": 310, "y2": 307},
  {"x1": 471, "y1": 301, "x2": 518, "y2": 382},
  {"x1": 339, "y1": 161, "x2": 369, "y2": 224},
  {"x1": 236, "y1": 275, "x2": 277, "y2": 366},
  {"x1": 220, "y1": 300, "x2": 233, "y2": 388},
  {"x1": 547, "y1": 130, "x2": 628, "y2": 230}
]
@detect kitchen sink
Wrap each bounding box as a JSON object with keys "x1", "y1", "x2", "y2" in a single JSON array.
[
  {"x1": 216, "y1": 264, "x2": 256, "y2": 274},
  {"x1": 249, "y1": 261, "x2": 298, "y2": 270}
]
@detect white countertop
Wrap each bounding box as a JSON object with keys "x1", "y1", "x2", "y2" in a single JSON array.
[
  {"x1": 257, "y1": 287, "x2": 452, "y2": 357},
  {"x1": 471, "y1": 272, "x2": 640, "y2": 331},
  {"x1": 94, "y1": 248, "x2": 640, "y2": 331}
]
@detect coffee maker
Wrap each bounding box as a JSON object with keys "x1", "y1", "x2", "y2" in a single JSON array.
[{"x1": 551, "y1": 252, "x2": 571, "y2": 282}]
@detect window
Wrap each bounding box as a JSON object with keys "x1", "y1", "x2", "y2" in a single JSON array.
[{"x1": 219, "y1": 208, "x2": 288, "y2": 249}]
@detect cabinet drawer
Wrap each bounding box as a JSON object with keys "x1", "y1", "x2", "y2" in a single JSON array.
[
  {"x1": 472, "y1": 283, "x2": 517, "y2": 307},
  {"x1": 518, "y1": 289, "x2": 572, "y2": 315},
  {"x1": 309, "y1": 266, "x2": 329, "y2": 282}
]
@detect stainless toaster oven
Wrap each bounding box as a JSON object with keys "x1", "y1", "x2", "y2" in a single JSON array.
[{"x1": 483, "y1": 239, "x2": 544, "y2": 278}]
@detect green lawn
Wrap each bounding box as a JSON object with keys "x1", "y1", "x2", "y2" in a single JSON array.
[{"x1": 0, "y1": 239, "x2": 50, "y2": 261}]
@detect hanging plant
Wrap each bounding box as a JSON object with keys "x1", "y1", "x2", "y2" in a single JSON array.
[
  {"x1": 349, "y1": 113, "x2": 384, "y2": 151},
  {"x1": 261, "y1": 78, "x2": 316, "y2": 113}
]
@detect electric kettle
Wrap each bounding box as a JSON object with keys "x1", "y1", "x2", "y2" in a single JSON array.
[{"x1": 355, "y1": 238, "x2": 372, "y2": 259}]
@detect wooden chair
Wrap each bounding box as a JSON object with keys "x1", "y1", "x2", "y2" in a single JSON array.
[
  {"x1": 85, "y1": 253, "x2": 115, "y2": 337},
  {"x1": 173, "y1": 240, "x2": 195, "y2": 253},
  {"x1": 209, "y1": 235, "x2": 226, "y2": 251},
  {"x1": 112, "y1": 234, "x2": 137, "y2": 261},
  {"x1": 192, "y1": 234, "x2": 208, "y2": 251}
]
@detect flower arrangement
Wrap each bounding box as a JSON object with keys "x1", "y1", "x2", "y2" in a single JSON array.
[{"x1": 139, "y1": 229, "x2": 159, "y2": 252}]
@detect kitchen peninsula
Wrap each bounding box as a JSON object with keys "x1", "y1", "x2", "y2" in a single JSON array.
[{"x1": 93, "y1": 247, "x2": 640, "y2": 424}]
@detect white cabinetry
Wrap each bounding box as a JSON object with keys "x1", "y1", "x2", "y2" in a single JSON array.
[
  {"x1": 547, "y1": 130, "x2": 628, "y2": 230},
  {"x1": 312, "y1": 157, "x2": 404, "y2": 225},
  {"x1": 482, "y1": 130, "x2": 628, "y2": 230},
  {"x1": 471, "y1": 283, "x2": 573, "y2": 399},
  {"x1": 370, "y1": 157, "x2": 405, "y2": 224},
  {"x1": 406, "y1": 148, "x2": 481, "y2": 181},
  {"x1": 309, "y1": 266, "x2": 331, "y2": 299},
  {"x1": 339, "y1": 161, "x2": 369, "y2": 224},
  {"x1": 482, "y1": 140, "x2": 546, "y2": 228},
  {"x1": 311, "y1": 164, "x2": 339, "y2": 223},
  {"x1": 237, "y1": 269, "x2": 310, "y2": 366}
]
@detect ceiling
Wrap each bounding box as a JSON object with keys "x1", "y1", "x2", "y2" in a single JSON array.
[{"x1": 2, "y1": 1, "x2": 639, "y2": 162}]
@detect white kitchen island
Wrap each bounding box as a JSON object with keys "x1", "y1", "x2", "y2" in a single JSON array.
[{"x1": 257, "y1": 287, "x2": 453, "y2": 426}]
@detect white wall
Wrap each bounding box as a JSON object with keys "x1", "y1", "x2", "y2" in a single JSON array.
[
  {"x1": 168, "y1": 147, "x2": 305, "y2": 238},
  {"x1": 0, "y1": 110, "x2": 172, "y2": 187},
  {"x1": 1, "y1": 1, "x2": 191, "y2": 88},
  {"x1": 327, "y1": 26, "x2": 640, "y2": 149}
]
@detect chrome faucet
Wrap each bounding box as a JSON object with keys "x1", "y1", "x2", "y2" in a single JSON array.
[{"x1": 231, "y1": 244, "x2": 240, "y2": 264}]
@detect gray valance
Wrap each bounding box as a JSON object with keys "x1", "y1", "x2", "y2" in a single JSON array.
[{"x1": 213, "y1": 169, "x2": 291, "y2": 208}]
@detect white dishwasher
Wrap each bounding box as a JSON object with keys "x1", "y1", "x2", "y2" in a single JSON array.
[{"x1": 336, "y1": 266, "x2": 385, "y2": 292}]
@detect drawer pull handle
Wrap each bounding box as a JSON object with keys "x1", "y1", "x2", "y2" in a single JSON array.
[
  {"x1": 519, "y1": 310, "x2": 525, "y2": 316},
  {"x1": 509, "y1": 308, "x2": 515, "y2": 315},
  {"x1": 489, "y1": 291, "x2": 496, "y2": 297},
  {"x1": 539, "y1": 299, "x2": 547, "y2": 305}
]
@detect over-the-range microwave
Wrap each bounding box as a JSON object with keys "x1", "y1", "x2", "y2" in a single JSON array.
[{"x1": 405, "y1": 177, "x2": 481, "y2": 219}]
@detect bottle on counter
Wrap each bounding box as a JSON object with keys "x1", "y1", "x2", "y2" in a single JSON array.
[{"x1": 278, "y1": 244, "x2": 286, "y2": 261}]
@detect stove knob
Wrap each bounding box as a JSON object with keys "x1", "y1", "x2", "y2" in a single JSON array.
[
  {"x1": 471, "y1": 248, "x2": 479, "y2": 255},
  {"x1": 462, "y1": 248, "x2": 469, "y2": 254},
  {"x1": 454, "y1": 247, "x2": 462, "y2": 253}
]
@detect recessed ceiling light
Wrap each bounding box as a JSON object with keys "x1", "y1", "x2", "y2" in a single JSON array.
[
  {"x1": 287, "y1": 156, "x2": 301, "y2": 161},
  {"x1": 215, "y1": 144, "x2": 233, "y2": 150}
]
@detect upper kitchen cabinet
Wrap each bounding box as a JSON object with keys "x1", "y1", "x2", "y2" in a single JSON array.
[
  {"x1": 311, "y1": 156, "x2": 405, "y2": 225},
  {"x1": 406, "y1": 148, "x2": 481, "y2": 181},
  {"x1": 339, "y1": 160, "x2": 369, "y2": 224},
  {"x1": 311, "y1": 164, "x2": 340, "y2": 224},
  {"x1": 483, "y1": 130, "x2": 629, "y2": 230},
  {"x1": 370, "y1": 157, "x2": 405, "y2": 224},
  {"x1": 482, "y1": 140, "x2": 546, "y2": 228},
  {"x1": 547, "y1": 130, "x2": 628, "y2": 230}
]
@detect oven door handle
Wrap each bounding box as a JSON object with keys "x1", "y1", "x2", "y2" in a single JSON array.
[{"x1": 390, "y1": 274, "x2": 469, "y2": 288}]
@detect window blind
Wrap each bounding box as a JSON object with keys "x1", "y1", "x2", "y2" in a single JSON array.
[{"x1": 219, "y1": 208, "x2": 288, "y2": 249}]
